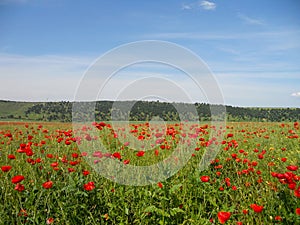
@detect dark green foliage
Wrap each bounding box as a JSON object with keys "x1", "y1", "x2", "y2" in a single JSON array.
[{"x1": 0, "y1": 100, "x2": 299, "y2": 122}]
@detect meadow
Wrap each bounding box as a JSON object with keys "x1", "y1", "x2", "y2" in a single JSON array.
[{"x1": 0, "y1": 121, "x2": 299, "y2": 224}]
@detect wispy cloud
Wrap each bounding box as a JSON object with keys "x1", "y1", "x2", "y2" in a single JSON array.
[
  {"x1": 237, "y1": 13, "x2": 265, "y2": 25},
  {"x1": 0, "y1": 53, "x2": 92, "y2": 101},
  {"x1": 291, "y1": 92, "x2": 300, "y2": 97},
  {"x1": 142, "y1": 29, "x2": 300, "y2": 41},
  {"x1": 200, "y1": 1, "x2": 216, "y2": 10},
  {"x1": 181, "y1": 3, "x2": 192, "y2": 10},
  {"x1": 216, "y1": 46, "x2": 240, "y2": 55},
  {"x1": 0, "y1": 53, "x2": 299, "y2": 107},
  {"x1": 181, "y1": 1, "x2": 216, "y2": 11}
]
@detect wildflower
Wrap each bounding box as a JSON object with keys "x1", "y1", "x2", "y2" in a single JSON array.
[
  {"x1": 112, "y1": 152, "x2": 121, "y2": 160},
  {"x1": 82, "y1": 170, "x2": 90, "y2": 176},
  {"x1": 136, "y1": 151, "x2": 145, "y2": 157},
  {"x1": 157, "y1": 182, "x2": 163, "y2": 188},
  {"x1": 287, "y1": 165, "x2": 298, "y2": 171},
  {"x1": 275, "y1": 216, "x2": 282, "y2": 221},
  {"x1": 11, "y1": 175, "x2": 25, "y2": 184},
  {"x1": 1, "y1": 165, "x2": 12, "y2": 172},
  {"x1": 46, "y1": 217, "x2": 54, "y2": 224},
  {"x1": 15, "y1": 183, "x2": 25, "y2": 192},
  {"x1": 217, "y1": 211, "x2": 231, "y2": 224},
  {"x1": 42, "y1": 181, "x2": 53, "y2": 189},
  {"x1": 250, "y1": 204, "x2": 264, "y2": 213},
  {"x1": 84, "y1": 182, "x2": 95, "y2": 191},
  {"x1": 123, "y1": 159, "x2": 130, "y2": 165},
  {"x1": 200, "y1": 176, "x2": 210, "y2": 182}
]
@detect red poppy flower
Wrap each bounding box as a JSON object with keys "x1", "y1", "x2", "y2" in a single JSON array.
[
  {"x1": 8, "y1": 154, "x2": 16, "y2": 159},
  {"x1": 14, "y1": 183, "x2": 25, "y2": 192},
  {"x1": 136, "y1": 151, "x2": 145, "y2": 157},
  {"x1": 84, "y1": 182, "x2": 95, "y2": 191},
  {"x1": 11, "y1": 175, "x2": 25, "y2": 184},
  {"x1": 227, "y1": 133, "x2": 233, "y2": 138},
  {"x1": 46, "y1": 217, "x2": 54, "y2": 224},
  {"x1": 112, "y1": 152, "x2": 121, "y2": 160},
  {"x1": 26, "y1": 149, "x2": 33, "y2": 156},
  {"x1": 157, "y1": 182, "x2": 163, "y2": 188},
  {"x1": 271, "y1": 172, "x2": 278, "y2": 177},
  {"x1": 275, "y1": 216, "x2": 282, "y2": 221},
  {"x1": 250, "y1": 204, "x2": 264, "y2": 213},
  {"x1": 296, "y1": 208, "x2": 300, "y2": 215},
  {"x1": 72, "y1": 153, "x2": 79, "y2": 158},
  {"x1": 46, "y1": 154, "x2": 54, "y2": 159},
  {"x1": 200, "y1": 176, "x2": 210, "y2": 182},
  {"x1": 253, "y1": 148, "x2": 259, "y2": 153},
  {"x1": 294, "y1": 186, "x2": 300, "y2": 198},
  {"x1": 68, "y1": 168, "x2": 75, "y2": 173},
  {"x1": 1, "y1": 165, "x2": 12, "y2": 172},
  {"x1": 50, "y1": 162, "x2": 58, "y2": 168},
  {"x1": 242, "y1": 209, "x2": 248, "y2": 215},
  {"x1": 287, "y1": 165, "x2": 298, "y2": 171},
  {"x1": 42, "y1": 181, "x2": 53, "y2": 189},
  {"x1": 82, "y1": 170, "x2": 90, "y2": 176},
  {"x1": 258, "y1": 154, "x2": 264, "y2": 159},
  {"x1": 288, "y1": 182, "x2": 297, "y2": 190},
  {"x1": 251, "y1": 161, "x2": 258, "y2": 166},
  {"x1": 236, "y1": 222, "x2": 243, "y2": 225},
  {"x1": 69, "y1": 161, "x2": 79, "y2": 166},
  {"x1": 18, "y1": 208, "x2": 28, "y2": 217},
  {"x1": 36, "y1": 158, "x2": 42, "y2": 163},
  {"x1": 123, "y1": 159, "x2": 130, "y2": 165},
  {"x1": 217, "y1": 211, "x2": 231, "y2": 224}
]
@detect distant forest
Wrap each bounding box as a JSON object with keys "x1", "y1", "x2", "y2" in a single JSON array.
[{"x1": 1, "y1": 100, "x2": 298, "y2": 122}]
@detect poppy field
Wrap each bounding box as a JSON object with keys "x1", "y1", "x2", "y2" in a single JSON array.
[{"x1": 0, "y1": 121, "x2": 299, "y2": 224}]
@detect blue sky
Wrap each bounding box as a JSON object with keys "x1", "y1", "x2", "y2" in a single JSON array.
[{"x1": 0, "y1": 0, "x2": 300, "y2": 107}]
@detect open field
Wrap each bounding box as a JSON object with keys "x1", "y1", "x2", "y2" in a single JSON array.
[{"x1": 0, "y1": 121, "x2": 299, "y2": 224}]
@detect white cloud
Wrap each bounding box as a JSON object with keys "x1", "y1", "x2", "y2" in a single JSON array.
[
  {"x1": 0, "y1": 53, "x2": 218, "y2": 103},
  {"x1": 142, "y1": 29, "x2": 300, "y2": 42},
  {"x1": 237, "y1": 13, "x2": 265, "y2": 25},
  {"x1": 182, "y1": 3, "x2": 192, "y2": 10},
  {"x1": 215, "y1": 73, "x2": 300, "y2": 107},
  {"x1": 0, "y1": 54, "x2": 92, "y2": 101},
  {"x1": 182, "y1": 1, "x2": 216, "y2": 11},
  {"x1": 291, "y1": 92, "x2": 300, "y2": 97},
  {"x1": 200, "y1": 1, "x2": 216, "y2": 10}
]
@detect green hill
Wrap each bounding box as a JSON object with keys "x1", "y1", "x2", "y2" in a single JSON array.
[
  {"x1": 0, "y1": 100, "x2": 299, "y2": 122},
  {"x1": 0, "y1": 100, "x2": 36, "y2": 120}
]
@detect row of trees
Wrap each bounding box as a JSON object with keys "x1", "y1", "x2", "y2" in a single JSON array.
[{"x1": 22, "y1": 101, "x2": 300, "y2": 122}]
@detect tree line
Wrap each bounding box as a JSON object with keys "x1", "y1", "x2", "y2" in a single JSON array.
[{"x1": 19, "y1": 101, "x2": 300, "y2": 122}]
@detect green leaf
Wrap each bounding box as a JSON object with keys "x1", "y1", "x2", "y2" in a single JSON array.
[
  {"x1": 169, "y1": 184, "x2": 182, "y2": 194},
  {"x1": 144, "y1": 205, "x2": 159, "y2": 213},
  {"x1": 170, "y1": 207, "x2": 184, "y2": 216},
  {"x1": 125, "y1": 207, "x2": 129, "y2": 215}
]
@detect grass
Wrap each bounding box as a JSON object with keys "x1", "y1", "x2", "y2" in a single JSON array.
[
  {"x1": 0, "y1": 101, "x2": 34, "y2": 117},
  {"x1": 0, "y1": 121, "x2": 299, "y2": 224}
]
